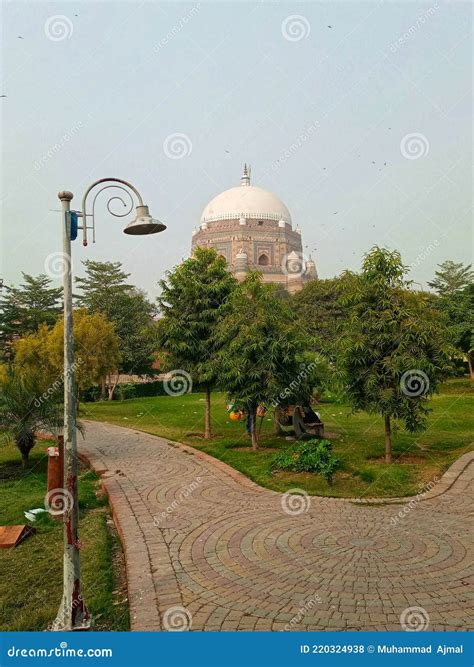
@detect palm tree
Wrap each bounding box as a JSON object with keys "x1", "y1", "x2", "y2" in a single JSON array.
[{"x1": 0, "y1": 370, "x2": 63, "y2": 467}]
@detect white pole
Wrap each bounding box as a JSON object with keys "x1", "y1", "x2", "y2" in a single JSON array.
[{"x1": 53, "y1": 191, "x2": 90, "y2": 631}]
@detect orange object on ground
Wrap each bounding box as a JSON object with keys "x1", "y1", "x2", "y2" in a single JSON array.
[{"x1": 0, "y1": 525, "x2": 36, "y2": 548}]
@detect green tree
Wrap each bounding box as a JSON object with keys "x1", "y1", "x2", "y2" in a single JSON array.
[
  {"x1": 428, "y1": 260, "x2": 474, "y2": 295},
  {"x1": 428, "y1": 261, "x2": 474, "y2": 378},
  {"x1": 157, "y1": 248, "x2": 236, "y2": 439},
  {"x1": 216, "y1": 272, "x2": 311, "y2": 450},
  {"x1": 0, "y1": 273, "x2": 62, "y2": 361},
  {"x1": 338, "y1": 247, "x2": 453, "y2": 463},
  {"x1": 75, "y1": 260, "x2": 157, "y2": 398},
  {"x1": 14, "y1": 310, "x2": 121, "y2": 405},
  {"x1": 437, "y1": 285, "x2": 474, "y2": 378},
  {"x1": 292, "y1": 277, "x2": 347, "y2": 359},
  {"x1": 0, "y1": 369, "x2": 63, "y2": 467}
]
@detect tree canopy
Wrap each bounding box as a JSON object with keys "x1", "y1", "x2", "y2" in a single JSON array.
[
  {"x1": 14, "y1": 309, "x2": 121, "y2": 402},
  {"x1": 215, "y1": 272, "x2": 311, "y2": 449},
  {"x1": 428, "y1": 260, "x2": 474, "y2": 296},
  {"x1": 0, "y1": 273, "x2": 62, "y2": 361},
  {"x1": 75, "y1": 260, "x2": 157, "y2": 396},
  {"x1": 292, "y1": 277, "x2": 347, "y2": 359},
  {"x1": 157, "y1": 247, "x2": 237, "y2": 438},
  {"x1": 338, "y1": 247, "x2": 453, "y2": 462}
]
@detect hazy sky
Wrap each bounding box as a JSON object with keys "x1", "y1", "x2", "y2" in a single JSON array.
[{"x1": 1, "y1": 0, "x2": 472, "y2": 299}]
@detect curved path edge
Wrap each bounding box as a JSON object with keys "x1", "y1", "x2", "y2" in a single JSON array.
[{"x1": 84, "y1": 419, "x2": 473, "y2": 504}]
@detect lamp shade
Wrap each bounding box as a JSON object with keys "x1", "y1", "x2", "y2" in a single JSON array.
[{"x1": 124, "y1": 205, "x2": 166, "y2": 236}]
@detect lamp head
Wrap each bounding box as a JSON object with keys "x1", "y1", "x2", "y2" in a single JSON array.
[{"x1": 124, "y1": 205, "x2": 166, "y2": 236}]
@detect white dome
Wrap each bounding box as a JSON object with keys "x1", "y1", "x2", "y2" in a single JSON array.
[{"x1": 200, "y1": 170, "x2": 292, "y2": 224}]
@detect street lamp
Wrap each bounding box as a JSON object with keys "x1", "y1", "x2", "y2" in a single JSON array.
[{"x1": 53, "y1": 178, "x2": 165, "y2": 631}]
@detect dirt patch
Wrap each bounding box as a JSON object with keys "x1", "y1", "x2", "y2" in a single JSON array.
[
  {"x1": 368, "y1": 454, "x2": 427, "y2": 465},
  {"x1": 228, "y1": 446, "x2": 279, "y2": 453}
]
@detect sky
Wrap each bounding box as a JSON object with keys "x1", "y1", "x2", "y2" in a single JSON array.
[{"x1": 1, "y1": 0, "x2": 472, "y2": 300}]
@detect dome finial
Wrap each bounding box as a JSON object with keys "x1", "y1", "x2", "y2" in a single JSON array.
[{"x1": 241, "y1": 163, "x2": 251, "y2": 186}]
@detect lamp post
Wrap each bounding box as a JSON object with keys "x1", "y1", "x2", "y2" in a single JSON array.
[{"x1": 53, "y1": 179, "x2": 165, "y2": 631}]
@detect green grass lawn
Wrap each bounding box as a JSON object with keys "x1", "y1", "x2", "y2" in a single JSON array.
[
  {"x1": 82, "y1": 378, "x2": 473, "y2": 499},
  {"x1": 0, "y1": 437, "x2": 129, "y2": 631}
]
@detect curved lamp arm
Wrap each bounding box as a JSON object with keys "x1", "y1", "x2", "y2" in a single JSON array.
[{"x1": 81, "y1": 177, "x2": 145, "y2": 245}]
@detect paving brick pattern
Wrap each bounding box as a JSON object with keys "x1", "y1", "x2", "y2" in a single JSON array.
[{"x1": 80, "y1": 421, "x2": 473, "y2": 632}]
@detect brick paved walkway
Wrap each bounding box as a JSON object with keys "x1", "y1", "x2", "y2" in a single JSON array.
[{"x1": 80, "y1": 421, "x2": 473, "y2": 632}]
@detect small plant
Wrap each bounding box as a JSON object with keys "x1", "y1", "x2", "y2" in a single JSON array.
[
  {"x1": 272, "y1": 439, "x2": 340, "y2": 483},
  {"x1": 116, "y1": 383, "x2": 137, "y2": 401}
]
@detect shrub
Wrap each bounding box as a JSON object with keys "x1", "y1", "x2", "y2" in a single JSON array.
[
  {"x1": 116, "y1": 383, "x2": 137, "y2": 401},
  {"x1": 272, "y1": 439, "x2": 340, "y2": 483}
]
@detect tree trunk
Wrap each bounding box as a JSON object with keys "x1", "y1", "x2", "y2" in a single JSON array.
[
  {"x1": 204, "y1": 386, "x2": 211, "y2": 439},
  {"x1": 384, "y1": 414, "x2": 392, "y2": 463},
  {"x1": 17, "y1": 434, "x2": 33, "y2": 468},
  {"x1": 100, "y1": 378, "x2": 106, "y2": 400},
  {"x1": 274, "y1": 406, "x2": 283, "y2": 435},
  {"x1": 107, "y1": 371, "x2": 119, "y2": 401},
  {"x1": 250, "y1": 408, "x2": 258, "y2": 451},
  {"x1": 468, "y1": 353, "x2": 474, "y2": 380}
]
